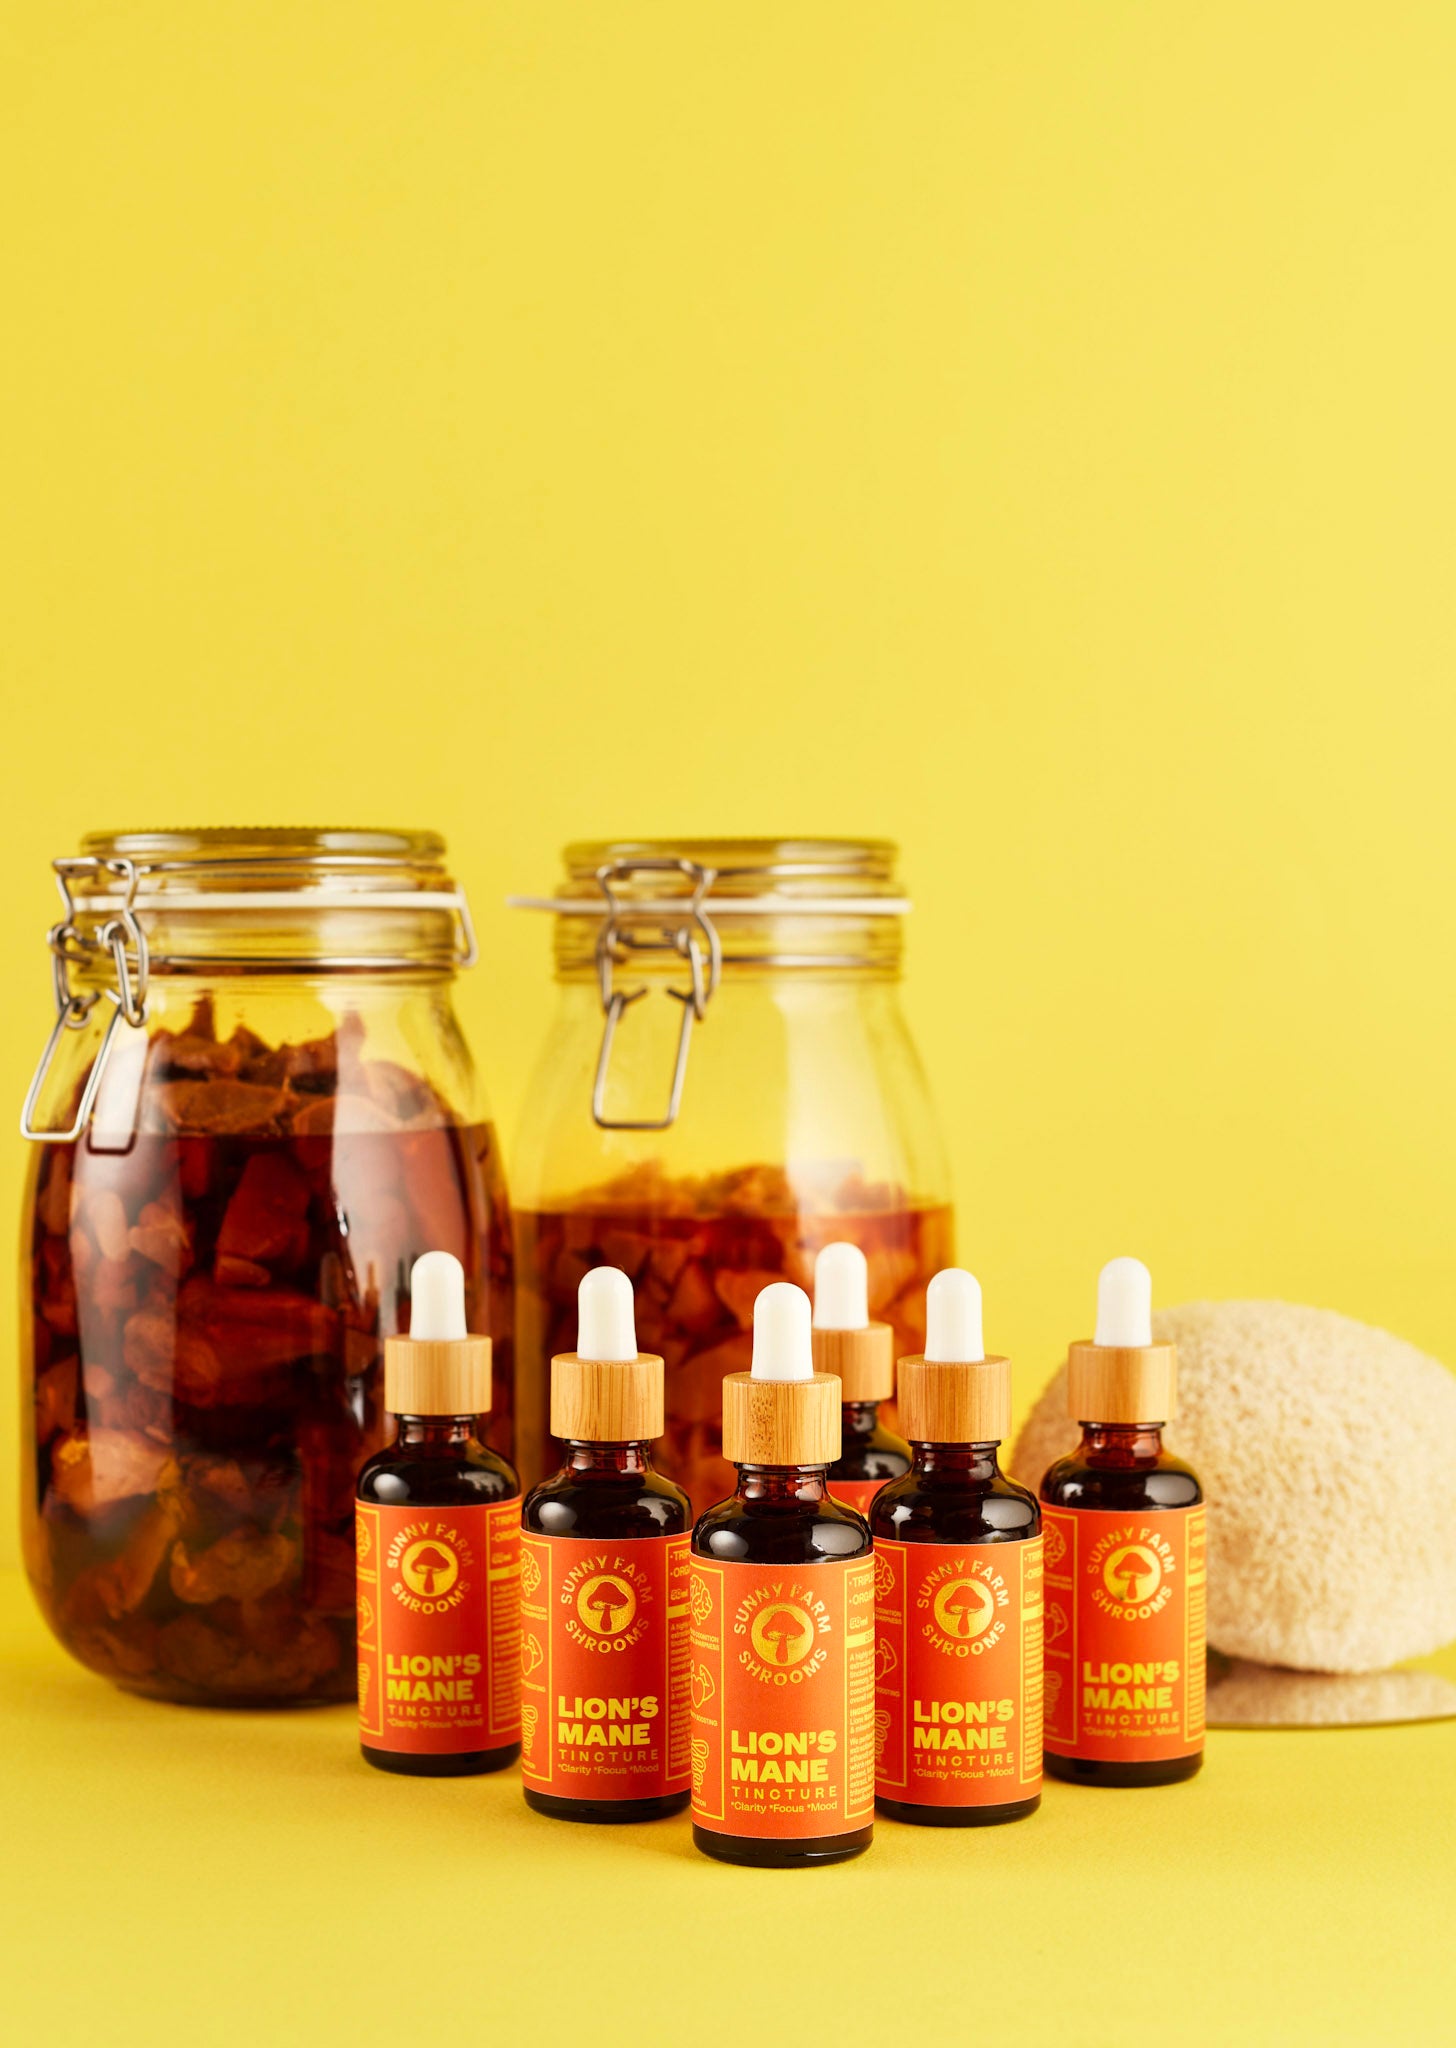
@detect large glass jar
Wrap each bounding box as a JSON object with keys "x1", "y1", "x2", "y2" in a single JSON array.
[
  {"x1": 510, "y1": 840, "x2": 953, "y2": 1507},
  {"x1": 20, "y1": 829, "x2": 512, "y2": 1705}
]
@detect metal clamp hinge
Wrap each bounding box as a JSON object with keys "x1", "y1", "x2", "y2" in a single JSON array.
[
  {"x1": 590, "y1": 858, "x2": 721, "y2": 1131},
  {"x1": 21, "y1": 858, "x2": 151, "y2": 1143}
]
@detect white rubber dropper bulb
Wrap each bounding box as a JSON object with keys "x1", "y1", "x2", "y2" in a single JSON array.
[
  {"x1": 813, "y1": 1242, "x2": 869, "y2": 1330},
  {"x1": 924, "y1": 1268, "x2": 985, "y2": 1363},
  {"x1": 752, "y1": 1282, "x2": 815, "y2": 1381},
  {"x1": 577, "y1": 1265, "x2": 638, "y2": 1362},
  {"x1": 1094, "y1": 1256, "x2": 1153, "y2": 1347},
  {"x1": 409, "y1": 1251, "x2": 468, "y2": 1341}
]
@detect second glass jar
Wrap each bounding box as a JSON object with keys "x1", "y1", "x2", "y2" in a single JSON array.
[{"x1": 510, "y1": 839, "x2": 953, "y2": 1506}]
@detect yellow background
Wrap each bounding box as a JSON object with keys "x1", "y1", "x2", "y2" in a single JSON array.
[{"x1": 2, "y1": 6, "x2": 1454, "y2": 2042}]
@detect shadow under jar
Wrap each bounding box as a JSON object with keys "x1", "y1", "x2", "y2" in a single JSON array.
[
  {"x1": 19, "y1": 829, "x2": 513, "y2": 1706},
  {"x1": 510, "y1": 840, "x2": 954, "y2": 1503}
]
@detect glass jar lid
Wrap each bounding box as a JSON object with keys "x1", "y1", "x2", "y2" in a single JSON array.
[
  {"x1": 514, "y1": 836, "x2": 908, "y2": 924},
  {"x1": 511, "y1": 837, "x2": 912, "y2": 1134},
  {"x1": 22, "y1": 827, "x2": 474, "y2": 1142},
  {"x1": 55, "y1": 826, "x2": 474, "y2": 970}
]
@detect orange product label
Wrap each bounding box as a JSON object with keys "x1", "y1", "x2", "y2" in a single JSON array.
[
  {"x1": 1042, "y1": 1504, "x2": 1206, "y2": 1762},
  {"x1": 828, "y1": 1477, "x2": 887, "y2": 1517},
  {"x1": 689, "y1": 1553, "x2": 876, "y2": 1840},
  {"x1": 356, "y1": 1498, "x2": 521, "y2": 1754},
  {"x1": 874, "y1": 1536, "x2": 1043, "y2": 1807},
  {"x1": 518, "y1": 1533, "x2": 691, "y2": 1802}
]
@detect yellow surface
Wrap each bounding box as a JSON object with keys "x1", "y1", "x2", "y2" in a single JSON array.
[
  {"x1": 2, "y1": 8, "x2": 1455, "y2": 2031},
  {"x1": 1, "y1": 1572, "x2": 1452, "y2": 2047}
]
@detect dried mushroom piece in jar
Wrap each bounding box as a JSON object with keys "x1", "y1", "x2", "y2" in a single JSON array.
[
  {"x1": 515, "y1": 1161, "x2": 952, "y2": 1507},
  {"x1": 23, "y1": 996, "x2": 513, "y2": 1703}
]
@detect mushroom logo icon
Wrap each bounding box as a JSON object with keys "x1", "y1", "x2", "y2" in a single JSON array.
[
  {"x1": 749, "y1": 1601, "x2": 815, "y2": 1669},
  {"x1": 1102, "y1": 1544, "x2": 1162, "y2": 1608},
  {"x1": 401, "y1": 1536, "x2": 459, "y2": 1600},
  {"x1": 932, "y1": 1577, "x2": 997, "y2": 1641},
  {"x1": 577, "y1": 1572, "x2": 637, "y2": 1638}
]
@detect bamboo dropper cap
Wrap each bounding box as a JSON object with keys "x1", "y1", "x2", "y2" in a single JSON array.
[
  {"x1": 1066, "y1": 1257, "x2": 1177, "y2": 1424},
  {"x1": 722, "y1": 1282, "x2": 841, "y2": 1465},
  {"x1": 810, "y1": 1241, "x2": 895, "y2": 1401},
  {"x1": 897, "y1": 1268, "x2": 1011, "y2": 1443},
  {"x1": 551, "y1": 1267, "x2": 664, "y2": 1441},
  {"x1": 385, "y1": 1252, "x2": 492, "y2": 1415}
]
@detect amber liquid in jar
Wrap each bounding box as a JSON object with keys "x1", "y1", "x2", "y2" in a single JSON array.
[
  {"x1": 23, "y1": 999, "x2": 512, "y2": 1704},
  {"x1": 515, "y1": 1169, "x2": 952, "y2": 1502}
]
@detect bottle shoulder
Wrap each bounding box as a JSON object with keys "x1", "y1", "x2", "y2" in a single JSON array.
[
  {"x1": 870, "y1": 1469, "x2": 1040, "y2": 1544},
  {"x1": 357, "y1": 1441, "x2": 520, "y2": 1508},
  {"x1": 1039, "y1": 1451, "x2": 1202, "y2": 1511},
  {"x1": 830, "y1": 1423, "x2": 912, "y2": 1486},
  {"x1": 521, "y1": 1466, "x2": 691, "y2": 1538},
  {"x1": 692, "y1": 1494, "x2": 872, "y2": 1564}
]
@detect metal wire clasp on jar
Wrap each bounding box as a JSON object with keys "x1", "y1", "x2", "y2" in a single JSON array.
[{"x1": 508, "y1": 839, "x2": 955, "y2": 1504}]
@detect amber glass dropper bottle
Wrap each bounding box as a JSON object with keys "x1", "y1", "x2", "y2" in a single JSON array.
[
  {"x1": 815, "y1": 1241, "x2": 910, "y2": 1516},
  {"x1": 356, "y1": 1252, "x2": 521, "y2": 1776},
  {"x1": 1039, "y1": 1257, "x2": 1206, "y2": 1788},
  {"x1": 520, "y1": 1266, "x2": 692, "y2": 1823},
  {"x1": 872, "y1": 1269, "x2": 1042, "y2": 1825},
  {"x1": 690, "y1": 1282, "x2": 876, "y2": 1867}
]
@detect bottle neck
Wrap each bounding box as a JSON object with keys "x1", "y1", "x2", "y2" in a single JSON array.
[
  {"x1": 392, "y1": 1414, "x2": 478, "y2": 1451},
  {"x1": 560, "y1": 1440, "x2": 654, "y2": 1476},
  {"x1": 1076, "y1": 1422, "x2": 1166, "y2": 1466},
  {"x1": 841, "y1": 1400, "x2": 881, "y2": 1442},
  {"x1": 734, "y1": 1465, "x2": 830, "y2": 1504},
  {"x1": 910, "y1": 1442, "x2": 1002, "y2": 1482}
]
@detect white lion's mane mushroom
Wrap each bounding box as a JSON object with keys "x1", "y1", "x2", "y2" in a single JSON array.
[{"x1": 1010, "y1": 1300, "x2": 1456, "y2": 1674}]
